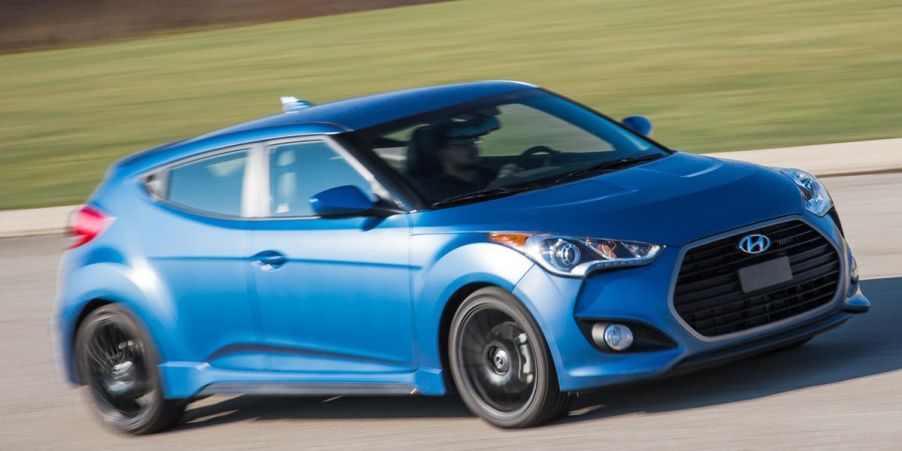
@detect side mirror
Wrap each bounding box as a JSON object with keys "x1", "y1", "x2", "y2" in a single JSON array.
[
  {"x1": 309, "y1": 185, "x2": 376, "y2": 217},
  {"x1": 622, "y1": 115, "x2": 653, "y2": 136}
]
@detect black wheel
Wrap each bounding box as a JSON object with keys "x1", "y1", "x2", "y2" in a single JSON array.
[
  {"x1": 75, "y1": 304, "x2": 184, "y2": 434},
  {"x1": 448, "y1": 287, "x2": 569, "y2": 428}
]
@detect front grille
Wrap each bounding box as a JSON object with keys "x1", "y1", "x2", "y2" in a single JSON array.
[{"x1": 673, "y1": 220, "x2": 840, "y2": 337}]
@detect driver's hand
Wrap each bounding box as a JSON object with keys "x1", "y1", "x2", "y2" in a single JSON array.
[{"x1": 497, "y1": 163, "x2": 522, "y2": 179}]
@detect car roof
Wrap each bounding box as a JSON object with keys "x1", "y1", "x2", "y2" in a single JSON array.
[
  {"x1": 115, "y1": 80, "x2": 536, "y2": 175},
  {"x1": 206, "y1": 80, "x2": 535, "y2": 134}
]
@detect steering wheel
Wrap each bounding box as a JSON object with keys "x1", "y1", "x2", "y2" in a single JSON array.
[{"x1": 517, "y1": 145, "x2": 559, "y2": 168}]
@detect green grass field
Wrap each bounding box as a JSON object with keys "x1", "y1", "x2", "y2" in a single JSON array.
[{"x1": 2, "y1": 0, "x2": 901, "y2": 209}]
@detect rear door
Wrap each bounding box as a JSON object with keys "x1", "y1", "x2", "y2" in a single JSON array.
[
  {"x1": 249, "y1": 137, "x2": 415, "y2": 373},
  {"x1": 141, "y1": 145, "x2": 266, "y2": 370}
]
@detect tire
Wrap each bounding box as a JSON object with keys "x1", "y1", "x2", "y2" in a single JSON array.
[
  {"x1": 75, "y1": 304, "x2": 185, "y2": 434},
  {"x1": 448, "y1": 287, "x2": 569, "y2": 428}
]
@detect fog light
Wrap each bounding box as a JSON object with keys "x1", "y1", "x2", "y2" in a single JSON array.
[
  {"x1": 592, "y1": 323, "x2": 634, "y2": 351},
  {"x1": 849, "y1": 254, "x2": 859, "y2": 285}
]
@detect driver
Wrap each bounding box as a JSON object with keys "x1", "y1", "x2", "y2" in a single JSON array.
[
  {"x1": 431, "y1": 117, "x2": 521, "y2": 199},
  {"x1": 435, "y1": 134, "x2": 494, "y2": 193}
]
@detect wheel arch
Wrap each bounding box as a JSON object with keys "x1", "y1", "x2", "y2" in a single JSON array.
[
  {"x1": 410, "y1": 239, "x2": 537, "y2": 394},
  {"x1": 57, "y1": 262, "x2": 179, "y2": 385}
]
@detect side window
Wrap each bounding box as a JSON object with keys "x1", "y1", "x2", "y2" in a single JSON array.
[
  {"x1": 268, "y1": 141, "x2": 372, "y2": 217},
  {"x1": 165, "y1": 150, "x2": 248, "y2": 217}
]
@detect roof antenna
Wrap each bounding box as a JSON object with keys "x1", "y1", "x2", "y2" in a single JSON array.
[{"x1": 280, "y1": 96, "x2": 313, "y2": 112}]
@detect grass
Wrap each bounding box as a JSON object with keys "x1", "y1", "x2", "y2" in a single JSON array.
[{"x1": 1, "y1": 0, "x2": 901, "y2": 209}]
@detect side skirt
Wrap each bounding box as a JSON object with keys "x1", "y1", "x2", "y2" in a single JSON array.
[{"x1": 196, "y1": 382, "x2": 418, "y2": 397}]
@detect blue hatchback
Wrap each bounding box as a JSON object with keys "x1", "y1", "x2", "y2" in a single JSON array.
[{"x1": 56, "y1": 81, "x2": 869, "y2": 433}]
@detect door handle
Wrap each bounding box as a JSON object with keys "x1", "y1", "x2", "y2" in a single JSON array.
[{"x1": 253, "y1": 250, "x2": 287, "y2": 270}]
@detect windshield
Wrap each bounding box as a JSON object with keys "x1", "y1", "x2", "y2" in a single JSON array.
[{"x1": 358, "y1": 89, "x2": 669, "y2": 207}]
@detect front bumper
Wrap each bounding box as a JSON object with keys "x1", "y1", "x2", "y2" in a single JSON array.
[{"x1": 512, "y1": 212, "x2": 869, "y2": 393}]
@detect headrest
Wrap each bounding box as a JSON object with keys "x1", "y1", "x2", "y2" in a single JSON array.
[{"x1": 406, "y1": 125, "x2": 441, "y2": 175}]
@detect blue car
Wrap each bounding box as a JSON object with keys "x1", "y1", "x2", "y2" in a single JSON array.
[{"x1": 56, "y1": 81, "x2": 869, "y2": 433}]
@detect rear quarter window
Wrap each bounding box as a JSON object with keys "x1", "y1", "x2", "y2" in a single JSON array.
[{"x1": 161, "y1": 150, "x2": 249, "y2": 217}]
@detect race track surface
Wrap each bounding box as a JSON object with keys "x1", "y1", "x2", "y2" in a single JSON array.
[{"x1": 1, "y1": 173, "x2": 900, "y2": 449}]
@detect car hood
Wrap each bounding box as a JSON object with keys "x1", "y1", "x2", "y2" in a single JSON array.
[{"x1": 412, "y1": 152, "x2": 805, "y2": 247}]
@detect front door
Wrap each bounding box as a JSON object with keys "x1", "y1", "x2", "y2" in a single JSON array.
[{"x1": 250, "y1": 138, "x2": 414, "y2": 373}]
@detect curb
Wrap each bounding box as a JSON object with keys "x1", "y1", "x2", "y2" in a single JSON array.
[
  {"x1": 0, "y1": 205, "x2": 74, "y2": 239},
  {"x1": 1, "y1": 138, "x2": 900, "y2": 239},
  {"x1": 707, "y1": 138, "x2": 902, "y2": 177}
]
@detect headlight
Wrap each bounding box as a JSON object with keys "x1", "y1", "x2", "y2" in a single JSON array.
[
  {"x1": 489, "y1": 232, "x2": 662, "y2": 277},
  {"x1": 780, "y1": 168, "x2": 833, "y2": 216}
]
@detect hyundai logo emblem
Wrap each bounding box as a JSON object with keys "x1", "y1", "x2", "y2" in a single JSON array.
[{"x1": 738, "y1": 234, "x2": 771, "y2": 254}]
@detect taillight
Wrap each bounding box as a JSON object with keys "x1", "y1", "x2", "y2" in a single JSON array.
[{"x1": 67, "y1": 205, "x2": 113, "y2": 249}]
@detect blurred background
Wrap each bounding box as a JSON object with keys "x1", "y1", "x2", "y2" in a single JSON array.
[{"x1": 1, "y1": 0, "x2": 901, "y2": 210}]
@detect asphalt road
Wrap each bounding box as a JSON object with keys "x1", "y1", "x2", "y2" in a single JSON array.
[{"x1": 1, "y1": 173, "x2": 900, "y2": 450}]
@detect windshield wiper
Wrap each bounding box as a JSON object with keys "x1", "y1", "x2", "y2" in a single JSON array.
[
  {"x1": 431, "y1": 185, "x2": 535, "y2": 208},
  {"x1": 552, "y1": 153, "x2": 664, "y2": 184}
]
